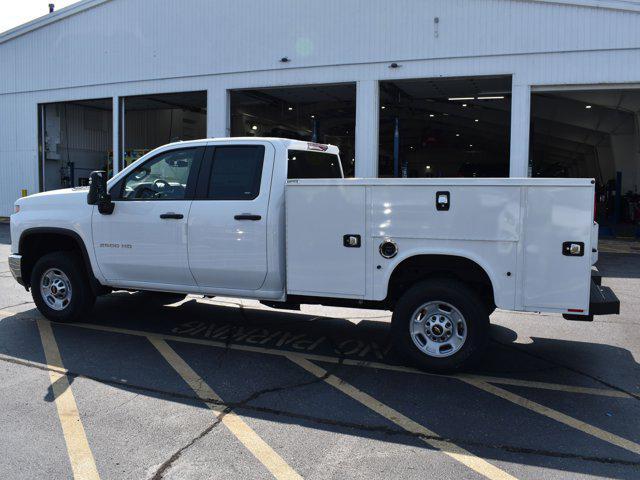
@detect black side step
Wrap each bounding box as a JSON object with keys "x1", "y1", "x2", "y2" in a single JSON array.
[{"x1": 260, "y1": 301, "x2": 301, "y2": 311}]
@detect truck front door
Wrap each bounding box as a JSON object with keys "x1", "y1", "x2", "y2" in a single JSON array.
[
  {"x1": 92, "y1": 147, "x2": 204, "y2": 286},
  {"x1": 187, "y1": 142, "x2": 274, "y2": 290}
]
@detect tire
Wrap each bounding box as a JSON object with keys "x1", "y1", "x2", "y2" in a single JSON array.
[
  {"x1": 391, "y1": 278, "x2": 489, "y2": 372},
  {"x1": 31, "y1": 252, "x2": 96, "y2": 323}
]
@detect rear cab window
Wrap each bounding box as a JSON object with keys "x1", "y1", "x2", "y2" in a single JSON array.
[{"x1": 287, "y1": 150, "x2": 343, "y2": 179}]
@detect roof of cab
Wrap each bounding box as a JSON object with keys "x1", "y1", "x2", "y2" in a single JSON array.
[{"x1": 162, "y1": 137, "x2": 340, "y2": 154}]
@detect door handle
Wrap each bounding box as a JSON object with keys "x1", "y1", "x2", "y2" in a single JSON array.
[
  {"x1": 234, "y1": 214, "x2": 262, "y2": 221},
  {"x1": 160, "y1": 213, "x2": 184, "y2": 219}
]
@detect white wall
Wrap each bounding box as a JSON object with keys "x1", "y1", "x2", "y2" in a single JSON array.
[{"x1": 1, "y1": 0, "x2": 640, "y2": 214}]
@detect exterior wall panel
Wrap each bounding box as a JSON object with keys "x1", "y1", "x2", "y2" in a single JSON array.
[
  {"x1": 1, "y1": 0, "x2": 640, "y2": 95},
  {"x1": 0, "y1": 0, "x2": 639, "y2": 214}
]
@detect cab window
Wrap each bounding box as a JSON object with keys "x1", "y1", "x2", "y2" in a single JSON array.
[
  {"x1": 287, "y1": 150, "x2": 342, "y2": 179},
  {"x1": 120, "y1": 148, "x2": 200, "y2": 200},
  {"x1": 206, "y1": 145, "x2": 265, "y2": 200}
]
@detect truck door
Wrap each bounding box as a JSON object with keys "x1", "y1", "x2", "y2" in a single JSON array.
[
  {"x1": 522, "y1": 184, "x2": 594, "y2": 311},
  {"x1": 92, "y1": 147, "x2": 204, "y2": 286},
  {"x1": 187, "y1": 142, "x2": 274, "y2": 290}
]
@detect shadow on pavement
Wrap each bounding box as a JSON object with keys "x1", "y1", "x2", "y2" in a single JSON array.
[{"x1": 1, "y1": 292, "x2": 639, "y2": 478}]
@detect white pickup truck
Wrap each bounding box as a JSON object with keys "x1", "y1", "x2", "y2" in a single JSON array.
[{"x1": 8, "y1": 138, "x2": 619, "y2": 371}]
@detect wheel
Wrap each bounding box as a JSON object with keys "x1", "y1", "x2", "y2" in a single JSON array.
[
  {"x1": 31, "y1": 252, "x2": 96, "y2": 323},
  {"x1": 391, "y1": 278, "x2": 489, "y2": 372}
]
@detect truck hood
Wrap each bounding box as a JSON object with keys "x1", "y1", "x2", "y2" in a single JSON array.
[{"x1": 16, "y1": 187, "x2": 90, "y2": 210}]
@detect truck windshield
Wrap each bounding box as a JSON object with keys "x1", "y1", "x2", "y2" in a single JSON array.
[{"x1": 287, "y1": 150, "x2": 343, "y2": 179}]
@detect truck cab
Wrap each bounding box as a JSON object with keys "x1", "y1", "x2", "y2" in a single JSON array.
[{"x1": 11, "y1": 138, "x2": 341, "y2": 301}]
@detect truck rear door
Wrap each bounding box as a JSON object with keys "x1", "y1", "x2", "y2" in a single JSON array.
[
  {"x1": 522, "y1": 182, "x2": 595, "y2": 312},
  {"x1": 187, "y1": 141, "x2": 274, "y2": 290}
]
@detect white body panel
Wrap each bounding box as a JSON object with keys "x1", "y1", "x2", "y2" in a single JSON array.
[
  {"x1": 286, "y1": 185, "x2": 367, "y2": 298},
  {"x1": 285, "y1": 178, "x2": 595, "y2": 313},
  {"x1": 521, "y1": 185, "x2": 594, "y2": 310},
  {"x1": 91, "y1": 200, "x2": 194, "y2": 285}
]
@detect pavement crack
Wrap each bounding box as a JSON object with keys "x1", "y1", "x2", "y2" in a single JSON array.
[
  {"x1": 231, "y1": 354, "x2": 345, "y2": 408},
  {"x1": 149, "y1": 411, "x2": 228, "y2": 480}
]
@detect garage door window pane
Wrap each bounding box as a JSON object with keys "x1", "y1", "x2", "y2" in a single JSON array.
[{"x1": 208, "y1": 146, "x2": 264, "y2": 200}]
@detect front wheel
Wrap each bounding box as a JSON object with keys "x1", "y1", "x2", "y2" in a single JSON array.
[
  {"x1": 31, "y1": 252, "x2": 96, "y2": 323},
  {"x1": 391, "y1": 279, "x2": 489, "y2": 372}
]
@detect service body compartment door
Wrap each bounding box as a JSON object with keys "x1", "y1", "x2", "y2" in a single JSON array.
[
  {"x1": 522, "y1": 185, "x2": 594, "y2": 311},
  {"x1": 286, "y1": 184, "x2": 366, "y2": 298}
]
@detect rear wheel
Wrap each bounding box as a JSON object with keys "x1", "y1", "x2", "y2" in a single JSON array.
[
  {"x1": 391, "y1": 279, "x2": 489, "y2": 372},
  {"x1": 31, "y1": 252, "x2": 96, "y2": 323}
]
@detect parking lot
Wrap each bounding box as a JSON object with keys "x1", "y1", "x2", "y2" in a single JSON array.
[{"x1": 0, "y1": 223, "x2": 639, "y2": 479}]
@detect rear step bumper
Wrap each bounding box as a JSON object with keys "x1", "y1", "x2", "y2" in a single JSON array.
[
  {"x1": 563, "y1": 272, "x2": 620, "y2": 321},
  {"x1": 589, "y1": 281, "x2": 620, "y2": 315}
]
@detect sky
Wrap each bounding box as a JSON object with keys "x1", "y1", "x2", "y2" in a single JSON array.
[{"x1": 0, "y1": 0, "x2": 80, "y2": 35}]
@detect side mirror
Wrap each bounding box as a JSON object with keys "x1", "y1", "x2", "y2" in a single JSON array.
[{"x1": 87, "y1": 171, "x2": 114, "y2": 215}]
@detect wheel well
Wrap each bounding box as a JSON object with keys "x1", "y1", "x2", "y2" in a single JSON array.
[
  {"x1": 19, "y1": 230, "x2": 91, "y2": 289},
  {"x1": 386, "y1": 255, "x2": 495, "y2": 311}
]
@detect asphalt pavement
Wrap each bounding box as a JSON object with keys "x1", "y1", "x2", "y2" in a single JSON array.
[{"x1": 0, "y1": 223, "x2": 639, "y2": 480}]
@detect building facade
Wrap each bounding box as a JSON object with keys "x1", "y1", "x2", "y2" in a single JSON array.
[{"x1": 1, "y1": 0, "x2": 640, "y2": 231}]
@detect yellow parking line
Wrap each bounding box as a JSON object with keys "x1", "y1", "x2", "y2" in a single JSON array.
[
  {"x1": 36, "y1": 319, "x2": 100, "y2": 480},
  {"x1": 455, "y1": 374, "x2": 630, "y2": 399},
  {"x1": 148, "y1": 336, "x2": 302, "y2": 480},
  {"x1": 288, "y1": 355, "x2": 517, "y2": 480},
  {"x1": 461, "y1": 377, "x2": 640, "y2": 456},
  {"x1": 62, "y1": 321, "x2": 630, "y2": 399}
]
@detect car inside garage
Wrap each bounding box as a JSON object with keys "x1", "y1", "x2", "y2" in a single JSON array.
[{"x1": 530, "y1": 89, "x2": 640, "y2": 238}]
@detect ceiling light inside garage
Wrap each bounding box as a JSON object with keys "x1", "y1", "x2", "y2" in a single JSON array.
[{"x1": 448, "y1": 97, "x2": 474, "y2": 101}]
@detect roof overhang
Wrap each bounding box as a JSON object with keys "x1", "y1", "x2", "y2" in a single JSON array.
[
  {"x1": 1, "y1": 0, "x2": 639, "y2": 46},
  {"x1": 0, "y1": 0, "x2": 112, "y2": 44}
]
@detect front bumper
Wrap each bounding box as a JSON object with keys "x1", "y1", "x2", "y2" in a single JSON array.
[{"x1": 8, "y1": 254, "x2": 23, "y2": 286}]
